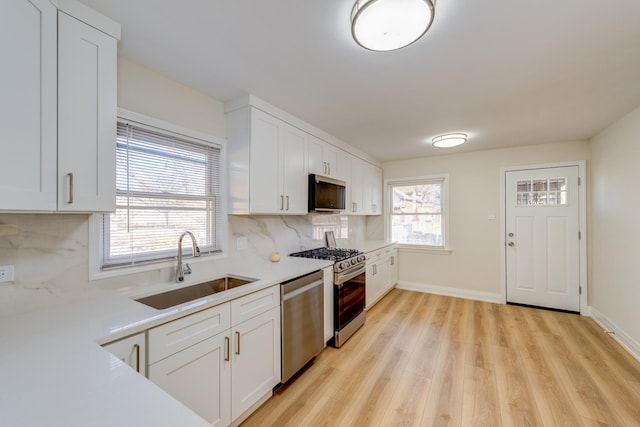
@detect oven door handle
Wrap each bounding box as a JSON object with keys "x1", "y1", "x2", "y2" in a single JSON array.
[{"x1": 336, "y1": 265, "x2": 365, "y2": 285}]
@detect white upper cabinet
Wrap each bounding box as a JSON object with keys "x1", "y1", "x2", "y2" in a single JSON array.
[
  {"x1": 58, "y1": 12, "x2": 117, "y2": 212},
  {"x1": 228, "y1": 107, "x2": 307, "y2": 214},
  {"x1": 226, "y1": 95, "x2": 381, "y2": 216},
  {"x1": 0, "y1": 0, "x2": 58, "y2": 211},
  {"x1": 307, "y1": 134, "x2": 339, "y2": 179},
  {"x1": 0, "y1": 0, "x2": 119, "y2": 212},
  {"x1": 369, "y1": 165, "x2": 382, "y2": 215},
  {"x1": 348, "y1": 156, "x2": 382, "y2": 215}
]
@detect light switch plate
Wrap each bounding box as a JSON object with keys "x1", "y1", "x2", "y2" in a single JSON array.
[{"x1": 0, "y1": 265, "x2": 15, "y2": 283}]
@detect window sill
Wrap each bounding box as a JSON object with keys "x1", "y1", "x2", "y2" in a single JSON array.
[
  {"x1": 89, "y1": 252, "x2": 227, "y2": 281},
  {"x1": 396, "y1": 244, "x2": 452, "y2": 255}
]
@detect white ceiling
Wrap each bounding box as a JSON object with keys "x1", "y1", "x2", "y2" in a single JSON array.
[{"x1": 78, "y1": 0, "x2": 640, "y2": 162}]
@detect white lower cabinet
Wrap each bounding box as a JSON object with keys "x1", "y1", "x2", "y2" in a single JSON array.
[
  {"x1": 148, "y1": 332, "x2": 231, "y2": 427},
  {"x1": 102, "y1": 332, "x2": 146, "y2": 377},
  {"x1": 147, "y1": 285, "x2": 281, "y2": 426},
  {"x1": 231, "y1": 306, "x2": 281, "y2": 421},
  {"x1": 365, "y1": 246, "x2": 397, "y2": 309}
]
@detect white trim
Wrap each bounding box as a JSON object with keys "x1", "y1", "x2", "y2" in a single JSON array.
[
  {"x1": 397, "y1": 245, "x2": 452, "y2": 254},
  {"x1": 499, "y1": 161, "x2": 587, "y2": 314},
  {"x1": 589, "y1": 307, "x2": 640, "y2": 363},
  {"x1": 384, "y1": 174, "x2": 450, "y2": 249},
  {"x1": 396, "y1": 280, "x2": 502, "y2": 304},
  {"x1": 89, "y1": 110, "x2": 229, "y2": 281},
  {"x1": 53, "y1": 0, "x2": 121, "y2": 39}
]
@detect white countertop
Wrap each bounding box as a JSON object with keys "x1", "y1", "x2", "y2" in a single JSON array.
[{"x1": 0, "y1": 256, "x2": 332, "y2": 427}]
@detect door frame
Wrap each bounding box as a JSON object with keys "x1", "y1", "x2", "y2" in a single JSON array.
[{"x1": 499, "y1": 161, "x2": 587, "y2": 315}]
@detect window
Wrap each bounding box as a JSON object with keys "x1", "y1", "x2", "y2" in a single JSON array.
[
  {"x1": 387, "y1": 175, "x2": 448, "y2": 247},
  {"x1": 100, "y1": 118, "x2": 223, "y2": 269}
]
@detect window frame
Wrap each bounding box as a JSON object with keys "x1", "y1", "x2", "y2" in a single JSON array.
[
  {"x1": 89, "y1": 109, "x2": 228, "y2": 280},
  {"x1": 384, "y1": 174, "x2": 451, "y2": 253}
]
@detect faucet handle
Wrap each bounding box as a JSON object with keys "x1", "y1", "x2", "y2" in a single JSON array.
[{"x1": 184, "y1": 263, "x2": 192, "y2": 276}]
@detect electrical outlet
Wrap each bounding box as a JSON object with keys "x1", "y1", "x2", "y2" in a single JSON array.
[
  {"x1": 236, "y1": 236, "x2": 248, "y2": 251},
  {"x1": 0, "y1": 265, "x2": 15, "y2": 283}
]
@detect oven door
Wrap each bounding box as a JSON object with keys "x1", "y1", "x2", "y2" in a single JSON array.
[{"x1": 334, "y1": 265, "x2": 365, "y2": 332}]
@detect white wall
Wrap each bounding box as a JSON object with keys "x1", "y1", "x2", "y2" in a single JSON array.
[
  {"x1": 117, "y1": 57, "x2": 226, "y2": 137},
  {"x1": 590, "y1": 105, "x2": 640, "y2": 354},
  {"x1": 382, "y1": 141, "x2": 591, "y2": 300}
]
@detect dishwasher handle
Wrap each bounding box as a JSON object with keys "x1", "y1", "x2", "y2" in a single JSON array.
[{"x1": 282, "y1": 278, "x2": 323, "y2": 301}]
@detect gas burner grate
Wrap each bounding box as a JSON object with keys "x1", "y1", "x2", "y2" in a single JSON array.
[{"x1": 290, "y1": 247, "x2": 362, "y2": 262}]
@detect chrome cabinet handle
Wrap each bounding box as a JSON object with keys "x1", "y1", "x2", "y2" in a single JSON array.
[
  {"x1": 133, "y1": 344, "x2": 140, "y2": 373},
  {"x1": 390, "y1": 256, "x2": 394, "y2": 266},
  {"x1": 224, "y1": 336, "x2": 230, "y2": 361},
  {"x1": 286, "y1": 195, "x2": 290, "y2": 211},
  {"x1": 235, "y1": 331, "x2": 240, "y2": 355},
  {"x1": 67, "y1": 173, "x2": 74, "y2": 204},
  {"x1": 280, "y1": 195, "x2": 284, "y2": 211},
  {"x1": 327, "y1": 163, "x2": 331, "y2": 175}
]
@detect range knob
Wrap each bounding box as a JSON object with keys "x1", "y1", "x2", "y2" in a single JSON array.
[
  {"x1": 339, "y1": 261, "x2": 350, "y2": 270},
  {"x1": 350, "y1": 258, "x2": 357, "y2": 266},
  {"x1": 357, "y1": 255, "x2": 366, "y2": 263}
]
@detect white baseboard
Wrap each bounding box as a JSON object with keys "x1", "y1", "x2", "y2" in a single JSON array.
[
  {"x1": 588, "y1": 307, "x2": 640, "y2": 363},
  {"x1": 396, "y1": 281, "x2": 502, "y2": 304}
]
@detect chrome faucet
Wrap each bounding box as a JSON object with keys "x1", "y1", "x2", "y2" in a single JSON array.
[{"x1": 176, "y1": 231, "x2": 200, "y2": 283}]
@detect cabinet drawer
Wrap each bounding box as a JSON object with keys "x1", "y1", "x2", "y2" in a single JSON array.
[
  {"x1": 149, "y1": 303, "x2": 230, "y2": 364},
  {"x1": 231, "y1": 285, "x2": 280, "y2": 326}
]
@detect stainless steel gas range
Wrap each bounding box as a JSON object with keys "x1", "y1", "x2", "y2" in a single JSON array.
[{"x1": 290, "y1": 247, "x2": 366, "y2": 347}]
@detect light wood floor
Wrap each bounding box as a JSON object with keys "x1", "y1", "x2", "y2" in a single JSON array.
[{"x1": 241, "y1": 289, "x2": 640, "y2": 427}]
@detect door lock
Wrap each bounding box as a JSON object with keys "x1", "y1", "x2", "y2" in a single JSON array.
[
  {"x1": 508, "y1": 242, "x2": 515, "y2": 247},
  {"x1": 508, "y1": 232, "x2": 514, "y2": 237}
]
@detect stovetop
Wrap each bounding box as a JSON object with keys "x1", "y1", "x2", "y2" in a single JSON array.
[
  {"x1": 290, "y1": 247, "x2": 366, "y2": 273},
  {"x1": 290, "y1": 247, "x2": 362, "y2": 262}
]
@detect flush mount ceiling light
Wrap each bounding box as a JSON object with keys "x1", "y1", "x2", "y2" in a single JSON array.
[
  {"x1": 432, "y1": 133, "x2": 467, "y2": 148},
  {"x1": 351, "y1": 0, "x2": 435, "y2": 52}
]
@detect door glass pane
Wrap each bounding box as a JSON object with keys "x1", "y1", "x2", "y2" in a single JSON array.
[{"x1": 516, "y1": 178, "x2": 567, "y2": 206}]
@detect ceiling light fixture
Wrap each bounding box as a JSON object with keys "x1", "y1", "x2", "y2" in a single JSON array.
[
  {"x1": 432, "y1": 133, "x2": 467, "y2": 148},
  {"x1": 351, "y1": 0, "x2": 435, "y2": 52}
]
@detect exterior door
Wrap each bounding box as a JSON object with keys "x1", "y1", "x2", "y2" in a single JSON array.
[{"x1": 505, "y1": 166, "x2": 581, "y2": 311}]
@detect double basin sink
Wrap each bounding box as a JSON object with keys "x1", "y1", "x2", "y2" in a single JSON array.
[{"x1": 135, "y1": 275, "x2": 258, "y2": 310}]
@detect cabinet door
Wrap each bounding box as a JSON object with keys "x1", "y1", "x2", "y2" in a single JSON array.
[
  {"x1": 0, "y1": 0, "x2": 57, "y2": 210},
  {"x1": 369, "y1": 166, "x2": 382, "y2": 215},
  {"x1": 350, "y1": 158, "x2": 365, "y2": 215},
  {"x1": 58, "y1": 12, "x2": 117, "y2": 212},
  {"x1": 307, "y1": 134, "x2": 325, "y2": 176},
  {"x1": 249, "y1": 108, "x2": 282, "y2": 213},
  {"x1": 232, "y1": 306, "x2": 281, "y2": 421},
  {"x1": 389, "y1": 249, "x2": 399, "y2": 287},
  {"x1": 323, "y1": 266, "x2": 334, "y2": 342},
  {"x1": 366, "y1": 253, "x2": 387, "y2": 309},
  {"x1": 103, "y1": 333, "x2": 146, "y2": 377},
  {"x1": 148, "y1": 333, "x2": 231, "y2": 427},
  {"x1": 281, "y1": 124, "x2": 307, "y2": 214}
]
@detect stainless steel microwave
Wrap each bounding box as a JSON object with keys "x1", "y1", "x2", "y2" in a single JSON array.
[{"x1": 308, "y1": 174, "x2": 346, "y2": 213}]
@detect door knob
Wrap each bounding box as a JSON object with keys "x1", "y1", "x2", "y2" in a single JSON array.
[
  {"x1": 508, "y1": 232, "x2": 514, "y2": 237},
  {"x1": 508, "y1": 242, "x2": 515, "y2": 247}
]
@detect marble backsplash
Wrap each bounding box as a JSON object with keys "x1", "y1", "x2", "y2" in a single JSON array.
[{"x1": 0, "y1": 213, "x2": 367, "y2": 317}]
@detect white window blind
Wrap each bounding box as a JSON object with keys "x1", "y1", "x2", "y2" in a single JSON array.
[{"x1": 101, "y1": 121, "x2": 222, "y2": 269}]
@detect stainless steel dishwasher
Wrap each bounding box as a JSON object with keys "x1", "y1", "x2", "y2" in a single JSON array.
[{"x1": 281, "y1": 270, "x2": 324, "y2": 383}]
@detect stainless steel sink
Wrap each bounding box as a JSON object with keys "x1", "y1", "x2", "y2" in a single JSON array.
[{"x1": 135, "y1": 275, "x2": 258, "y2": 309}]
